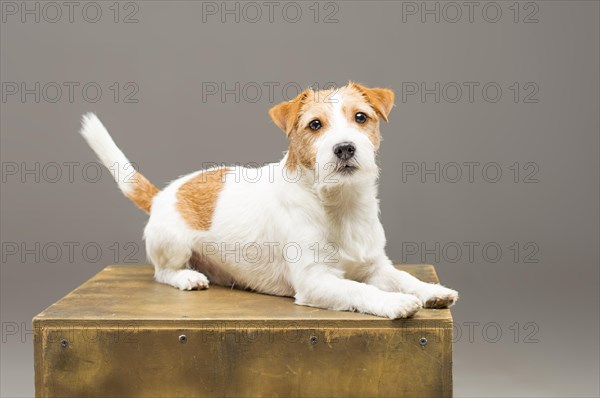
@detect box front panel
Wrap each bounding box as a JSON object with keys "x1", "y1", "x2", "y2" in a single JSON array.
[{"x1": 37, "y1": 323, "x2": 451, "y2": 397}]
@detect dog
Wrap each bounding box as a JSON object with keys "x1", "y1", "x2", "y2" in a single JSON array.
[{"x1": 79, "y1": 82, "x2": 458, "y2": 319}]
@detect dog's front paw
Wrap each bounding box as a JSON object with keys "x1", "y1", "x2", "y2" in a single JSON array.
[
  {"x1": 173, "y1": 270, "x2": 210, "y2": 291},
  {"x1": 417, "y1": 284, "x2": 458, "y2": 308},
  {"x1": 380, "y1": 293, "x2": 422, "y2": 319}
]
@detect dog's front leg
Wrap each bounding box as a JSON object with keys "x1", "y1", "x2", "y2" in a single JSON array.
[
  {"x1": 362, "y1": 256, "x2": 459, "y2": 309},
  {"x1": 292, "y1": 264, "x2": 422, "y2": 319}
]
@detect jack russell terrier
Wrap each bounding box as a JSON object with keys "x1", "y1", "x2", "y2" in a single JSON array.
[{"x1": 79, "y1": 82, "x2": 458, "y2": 319}]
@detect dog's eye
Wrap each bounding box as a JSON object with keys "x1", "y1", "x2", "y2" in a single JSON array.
[
  {"x1": 309, "y1": 120, "x2": 322, "y2": 131},
  {"x1": 355, "y1": 112, "x2": 368, "y2": 124}
]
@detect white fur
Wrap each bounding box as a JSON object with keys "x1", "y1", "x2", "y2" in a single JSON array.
[
  {"x1": 79, "y1": 92, "x2": 458, "y2": 319},
  {"x1": 79, "y1": 113, "x2": 136, "y2": 195}
]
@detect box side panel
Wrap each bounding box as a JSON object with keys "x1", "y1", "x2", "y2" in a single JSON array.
[
  {"x1": 37, "y1": 324, "x2": 451, "y2": 398},
  {"x1": 33, "y1": 319, "x2": 43, "y2": 398}
]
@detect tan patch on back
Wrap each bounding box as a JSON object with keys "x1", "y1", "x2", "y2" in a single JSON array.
[
  {"x1": 176, "y1": 168, "x2": 229, "y2": 230},
  {"x1": 125, "y1": 171, "x2": 160, "y2": 213}
]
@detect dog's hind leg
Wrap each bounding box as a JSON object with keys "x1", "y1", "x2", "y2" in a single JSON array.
[{"x1": 147, "y1": 240, "x2": 210, "y2": 291}]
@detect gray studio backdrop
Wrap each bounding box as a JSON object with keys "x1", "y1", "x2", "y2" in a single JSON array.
[{"x1": 1, "y1": 1, "x2": 599, "y2": 397}]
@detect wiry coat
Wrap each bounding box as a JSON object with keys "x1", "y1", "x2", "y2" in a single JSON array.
[{"x1": 79, "y1": 83, "x2": 458, "y2": 319}]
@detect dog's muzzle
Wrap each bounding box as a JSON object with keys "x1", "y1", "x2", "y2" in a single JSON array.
[
  {"x1": 333, "y1": 142, "x2": 356, "y2": 161},
  {"x1": 332, "y1": 142, "x2": 359, "y2": 175}
]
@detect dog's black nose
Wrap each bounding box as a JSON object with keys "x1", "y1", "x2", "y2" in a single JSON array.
[{"x1": 333, "y1": 142, "x2": 356, "y2": 161}]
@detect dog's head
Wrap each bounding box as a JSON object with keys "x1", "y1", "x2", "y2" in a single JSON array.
[{"x1": 269, "y1": 82, "x2": 394, "y2": 185}]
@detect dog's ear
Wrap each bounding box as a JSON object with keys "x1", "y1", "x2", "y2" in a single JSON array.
[
  {"x1": 269, "y1": 90, "x2": 309, "y2": 135},
  {"x1": 352, "y1": 83, "x2": 395, "y2": 122}
]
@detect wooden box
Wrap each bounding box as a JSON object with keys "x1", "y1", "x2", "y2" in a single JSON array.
[{"x1": 34, "y1": 265, "x2": 453, "y2": 397}]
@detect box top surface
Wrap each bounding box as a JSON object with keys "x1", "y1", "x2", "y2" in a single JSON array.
[{"x1": 34, "y1": 265, "x2": 452, "y2": 327}]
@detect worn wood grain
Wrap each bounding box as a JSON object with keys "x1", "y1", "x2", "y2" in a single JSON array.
[{"x1": 34, "y1": 265, "x2": 453, "y2": 397}]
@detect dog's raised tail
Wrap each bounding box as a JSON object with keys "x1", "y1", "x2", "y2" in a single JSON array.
[{"x1": 79, "y1": 113, "x2": 159, "y2": 213}]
